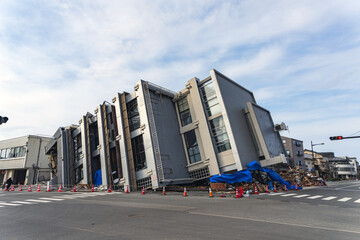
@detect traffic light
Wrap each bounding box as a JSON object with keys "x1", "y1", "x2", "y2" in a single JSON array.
[
  {"x1": 329, "y1": 136, "x2": 343, "y2": 140},
  {"x1": 0, "y1": 116, "x2": 9, "y2": 125}
]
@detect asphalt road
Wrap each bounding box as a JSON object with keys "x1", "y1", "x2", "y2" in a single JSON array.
[{"x1": 0, "y1": 181, "x2": 360, "y2": 240}]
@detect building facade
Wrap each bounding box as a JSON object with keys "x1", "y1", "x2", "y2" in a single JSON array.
[
  {"x1": 0, "y1": 135, "x2": 51, "y2": 185},
  {"x1": 46, "y1": 70, "x2": 287, "y2": 190},
  {"x1": 281, "y1": 136, "x2": 305, "y2": 170}
]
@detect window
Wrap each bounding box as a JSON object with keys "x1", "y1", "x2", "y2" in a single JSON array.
[
  {"x1": 127, "y1": 99, "x2": 141, "y2": 132},
  {"x1": 286, "y1": 150, "x2": 290, "y2": 157},
  {"x1": 200, "y1": 81, "x2": 221, "y2": 117},
  {"x1": 282, "y1": 139, "x2": 286, "y2": 144},
  {"x1": 177, "y1": 97, "x2": 192, "y2": 126},
  {"x1": 131, "y1": 135, "x2": 147, "y2": 171},
  {"x1": 209, "y1": 116, "x2": 231, "y2": 153},
  {"x1": 184, "y1": 130, "x2": 201, "y2": 164}
]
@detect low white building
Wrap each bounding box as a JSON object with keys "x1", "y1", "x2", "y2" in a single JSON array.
[
  {"x1": 0, "y1": 135, "x2": 51, "y2": 185},
  {"x1": 329, "y1": 157, "x2": 358, "y2": 180}
]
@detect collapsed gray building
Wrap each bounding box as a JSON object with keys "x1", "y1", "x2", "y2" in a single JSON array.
[{"x1": 45, "y1": 69, "x2": 287, "y2": 190}]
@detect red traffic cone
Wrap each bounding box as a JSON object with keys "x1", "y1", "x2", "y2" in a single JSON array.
[
  {"x1": 183, "y1": 187, "x2": 188, "y2": 197},
  {"x1": 265, "y1": 185, "x2": 270, "y2": 193},
  {"x1": 295, "y1": 184, "x2": 298, "y2": 190},
  {"x1": 73, "y1": 185, "x2": 77, "y2": 192},
  {"x1": 27, "y1": 185, "x2": 32, "y2": 192},
  {"x1": 254, "y1": 184, "x2": 259, "y2": 194},
  {"x1": 18, "y1": 184, "x2": 23, "y2": 191},
  {"x1": 47, "y1": 184, "x2": 51, "y2": 192},
  {"x1": 4, "y1": 185, "x2": 8, "y2": 191},
  {"x1": 239, "y1": 187, "x2": 244, "y2": 198},
  {"x1": 36, "y1": 185, "x2": 41, "y2": 192},
  {"x1": 274, "y1": 185, "x2": 277, "y2": 193},
  {"x1": 58, "y1": 185, "x2": 62, "y2": 192},
  {"x1": 236, "y1": 187, "x2": 240, "y2": 198},
  {"x1": 162, "y1": 186, "x2": 166, "y2": 195},
  {"x1": 10, "y1": 185, "x2": 15, "y2": 191},
  {"x1": 284, "y1": 184, "x2": 288, "y2": 191},
  {"x1": 108, "y1": 185, "x2": 112, "y2": 193},
  {"x1": 125, "y1": 185, "x2": 129, "y2": 193},
  {"x1": 91, "y1": 184, "x2": 94, "y2": 192},
  {"x1": 141, "y1": 186, "x2": 145, "y2": 195}
]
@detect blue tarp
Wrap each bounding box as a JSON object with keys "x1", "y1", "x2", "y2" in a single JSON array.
[
  {"x1": 209, "y1": 160, "x2": 302, "y2": 190},
  {"x1": 94, "y1": 169, "x2": 102, "y2": 186},
  {"x1": 210, "y1": 170, "x2": 253, "y2": 184}
]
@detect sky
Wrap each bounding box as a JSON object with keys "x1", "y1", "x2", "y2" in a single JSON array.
[{"x1": 0, "y1": 1, "x2": 359, "y2": 161}]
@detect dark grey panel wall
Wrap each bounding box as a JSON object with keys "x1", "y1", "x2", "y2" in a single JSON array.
[
  {"x1": 215, "y1": 73, "x2": 259, "y2": 167},
  {"x1": 252, "y1": 104, "x2": 285, "y2": 158},
  {"x1": 149, "y1": 91, "x2": 190, "y2": 180}
]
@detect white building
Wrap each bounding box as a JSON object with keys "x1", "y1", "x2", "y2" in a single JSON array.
[{"x1": 0, "y1": 135, "x2": 51, "y2": 185}]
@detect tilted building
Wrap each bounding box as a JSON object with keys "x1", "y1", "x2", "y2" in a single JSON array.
[{"x1": 46, "y1": 69, "x2": 287, "y2": 190}]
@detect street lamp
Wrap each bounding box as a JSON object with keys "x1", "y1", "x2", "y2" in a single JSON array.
[{"x1": 311, "y1": 141, "x2": 324, "y2": 177}]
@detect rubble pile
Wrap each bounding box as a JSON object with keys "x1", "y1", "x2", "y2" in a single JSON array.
[{"x1": 278, "y1": 167, "x2": 320, "y2": 187}]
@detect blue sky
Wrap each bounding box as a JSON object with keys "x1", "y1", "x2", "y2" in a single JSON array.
[{"x1": 1, "y1": 0, "x2": 359, "y2": 161}]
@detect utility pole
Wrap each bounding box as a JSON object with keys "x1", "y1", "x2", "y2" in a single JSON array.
[{"x1": 311, "y1": 141, "x2": 324, "y2": 177}]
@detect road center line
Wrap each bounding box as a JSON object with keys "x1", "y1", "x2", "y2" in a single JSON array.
[{"x1": 189, "y1": 212, "x2": 360, "y2": 235}]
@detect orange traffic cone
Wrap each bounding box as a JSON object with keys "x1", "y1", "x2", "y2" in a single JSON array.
[
  {"x1": 235, "y1": 187, "x2": 240, "y2": 198},
  {"x1": 284, "y1": 184, "x2": 288, "y2": 191},
  {"x1": 209, "y1": 187, "x2": 214, "y2": 197},
  {"x1": 91, "y1": 185, "x2": 94, "y2": 192},
  {"x1": 36, "y1": 185, "x2": 41, "y2": 192},
  {"x1": 73, "y1": 185, "x2": 77, "y2": 192},
  {"x1": 108, "y1": 185, "x2": 112, "y2": 193},
  {"x1": 58, "y1": 185, "x2": 62, "y2": 192},
  {"x1": 274, "y1": 185, "x2": 277, "y2": 193},
  {"x1": 125, "y1": 185, "x2": 129, "y2": 193},
  {"x1": 27, "y1": 185, "x2": 32, "y2": 192},
  {"x1": 183, "y1": 187, "x2": 188, "y2": 197},
  {"x1": 254, "y1": 184, "x2": 259, "y2": 194},
  {"x1": 162, "y1": 186, "x2": 166, "y2": 195},
  {"x1": 141, "y1": 186, "x2": 145, "y2": 195},
  {"x1": 265, "y1": 185, "x2": 270, "y2": 193},
  {"x1": 18, "y1": 184, "x2": 23, "y2": 191}
]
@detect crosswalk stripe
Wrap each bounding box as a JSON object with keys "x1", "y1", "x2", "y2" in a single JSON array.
[
  {"x1": 12, "y1": 201, "x2": 36, "y2": 205},
  {"x1": 338, "y1": 197, "x2": 352, "y2": 202},
  {"x1": 307, "y1": 195, "x2": 323, "y2": 199},
  {"x1": 293, "y1": 194, "x2": 310, "y2": 198},
  {"x1": 322, "y1": 196, "x2": 337, "y2": 201},
  {"x1": 354, "y1": 199, "x2": 360, "y2": 203},
  {"x1": 0, "y1": 205, "x2": 4, "y2": 207},
  {"x1": 39, "y1": 198, "x2": 64, "y2": 201},
  {"x1": 26, "y1": 199, "x2": 51, "y2": 203},
  {"x1": 269, "y1": 193, "x2": 285, "y2": 196},
  {"x1": 0, "y1": 202, "x2": 21, "y2": 206},
  {"x1": 281, "y1": 193, "x2": 297, "y2": 197}
]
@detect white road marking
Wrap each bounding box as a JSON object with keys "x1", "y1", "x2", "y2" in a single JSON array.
[
  {"x1": 189, "y1": 212, "x2": 360, "y2": 235},
  {"x1": 11, "y1": 201, "x2": 36, "y2": 205},
  {"x1": 307, "y1": 195, "x2": 323, "y2": 199},
  {"x1": 269, "y1": 193, "x2": 285, "y2": 196},
  {"x1": 334, "y1": 183, "x2": 360, "y2": 190},
  {"x1": 337, "y1": 197, "x2": 352, "y2": 202},
  {"x1": 322, "y1": 196, "x2": 337, "y2": 201},
  {"x1": 293, "y1": 194, "x2": 310, "y2": 198},
  {"x1": 0, "y1": 202, "x2": 21, "y2": 206},
  {"x1": 26, "y1": 199, "x2": 51, "y2": 203},
  {"x1": 354, "y1": 199, "x2": 360, "y2": 203},
  {"x1": 280, "y1": 193, "x2": 297, "y2": 197},
  {"x1": 39, "y1": 198, "x2": 64, "y2": 201}
]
